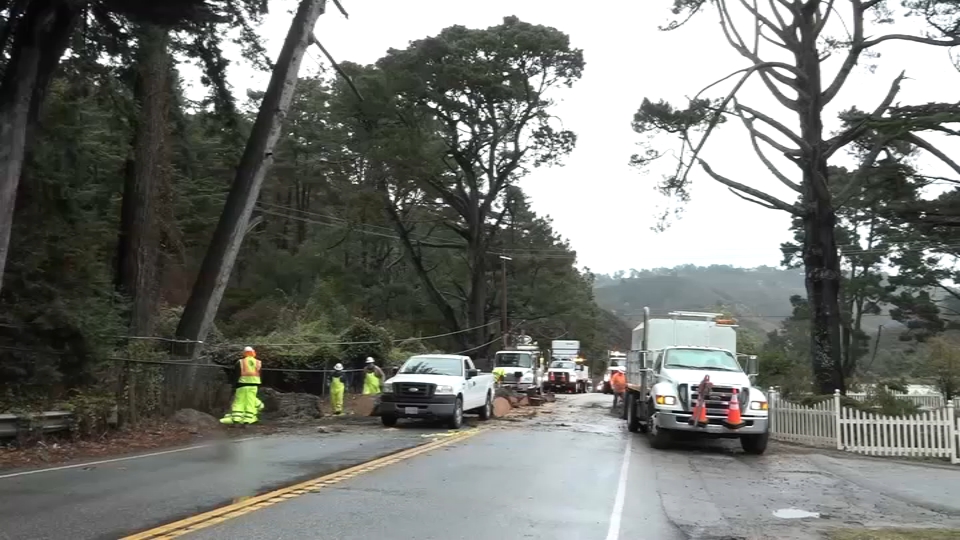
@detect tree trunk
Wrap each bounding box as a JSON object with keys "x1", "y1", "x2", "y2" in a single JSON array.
[
  {"x1": 0, "y1": 0, "x2": 80, "y2": 294},
  {"x1": 116, "y1": 24, "x2": 171, "y2": 336},
  {"x1": 174, "y1": 0, "x2": 328, "y2": 355},
  {"x1": 467, "y1": 236, "x2": 488, "y2": 354},
  {"x1": 803, "y1": 194, "x2": 845, "y2": 394},
  {"x1": 797, "y1": 10, "x2": 844, "y2": 395}
]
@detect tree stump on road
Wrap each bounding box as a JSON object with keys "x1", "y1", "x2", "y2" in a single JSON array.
[
  {"x1": 353, "y1": 395, "x2": 378, "y2": 417},
  {"x1": 542, "y1": 392, "x2": 556, "y2": 403},
  {"x1": 493, "y1": 396, "x2": 513, "y2": 417}
]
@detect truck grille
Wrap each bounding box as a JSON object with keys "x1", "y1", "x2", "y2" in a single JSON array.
[
  {"x1": 682, "y1": 384, "x2": 747, "y2": 416},
  {"x1": 503, "y1": 372, "x2": 524, "y2": 383},
  {"x1": 395, "y1": 382, "x2": 436, "y2": 399},
  {"x1": 550, "y1": 372, "x2": 568, "y2": 383}
]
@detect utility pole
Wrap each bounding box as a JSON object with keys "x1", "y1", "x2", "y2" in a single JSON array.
[
  {"x1": 174, "y1": 0, "x2": 328, "y2": 357},
  {"x1": 500, "y1": 255, "x2": 512, "y2": 348}
]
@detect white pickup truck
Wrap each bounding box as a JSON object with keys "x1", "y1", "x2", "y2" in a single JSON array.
[{"x1": 380, "y1": 354, "x2": 496, "y2": 429}]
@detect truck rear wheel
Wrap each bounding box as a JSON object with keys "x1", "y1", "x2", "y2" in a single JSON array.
[
  {"x1": 626, "y1": 393, "x2": 640, "y2": 433},
  {"x1": 477, "y1": 392, "x2": 492, "y2": 421},
  {"x1": 740, "y1": 431, "x2": 769, "y2": 455},
  {"x1": 447, "y1": 396, "x2": 464, "y2": 429}
]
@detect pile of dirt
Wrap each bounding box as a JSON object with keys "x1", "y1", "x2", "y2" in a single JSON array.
[
  {"x1": 259, "y1": 388, "x2": 323, "y2": 419},
  {"x1": 171, "y1": 409, "x2": 219, "y2": 434}
]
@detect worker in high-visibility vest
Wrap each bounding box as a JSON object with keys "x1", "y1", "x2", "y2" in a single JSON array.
[
  {"x1": 362, "y1": 357, "x2": 385, "y2": 395},
  {"x1": 610, "y1": 369, "x2": 627, "y2": 411},
  {"x1": 329, "y1": 363, "x2": 345, "y2": 415},
  {"x1": 221, "y1": 346, "x2": 263, "y2": 425},
  {"x1": 492, "y1": 366, "x2": 507, "y2": 385}
]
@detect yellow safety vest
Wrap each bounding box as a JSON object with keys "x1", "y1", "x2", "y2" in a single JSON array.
[
  {"x1": 363, "y1": 371, "x2": 381, "y2": 394},
  {"x1": 239, "y1": 356, "x2": 262, "y2": 385}
]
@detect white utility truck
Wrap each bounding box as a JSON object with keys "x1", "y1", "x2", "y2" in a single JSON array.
[
  {"x1": 545, "y1": 359, "x2": 580, "y2": 393},
  {"x1": 602, "y1": 350, "x2": 627, "y2": 393},
  {"x1": 546, "y1": 340, "x2": 588, "y2": 393},
  {"x1": 623, "y1": 308, "x2": 769, "y2": 454},
  {"x1": 380, "y1": 355, "x2": 496, "y2": 429},
  {"x1": 492, "y1": 343, "x2": 543, "y2": 393}
]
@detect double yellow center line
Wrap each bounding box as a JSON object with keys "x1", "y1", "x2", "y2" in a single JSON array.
[{"x1": 123, "y1": 428, "x2": 482, "y2": 539}]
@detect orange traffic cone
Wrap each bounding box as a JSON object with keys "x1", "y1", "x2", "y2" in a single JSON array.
[
  {"x1": 723, "y1": 388, "x2": 745, "y2": 429},
  {"x1": 688, "y1": 402, "x2": 708, "y2": 427}
]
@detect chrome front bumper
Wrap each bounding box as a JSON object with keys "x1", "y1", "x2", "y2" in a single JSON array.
[{"x1": 655, "y1": 410, "x2": 769, "y2": 435}]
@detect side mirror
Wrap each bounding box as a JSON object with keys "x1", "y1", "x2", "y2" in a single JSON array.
[
  {"x1": 641, "y1": 352, "x2": 653, "y2": 370},
  {"x1": 466, "y1": 368, "x2": 479, "y2": 379},
  {"x1": 746, "y1": 355, "x2": 759, "y2": 377}
]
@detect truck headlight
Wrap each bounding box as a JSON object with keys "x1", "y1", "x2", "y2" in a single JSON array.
[
  {"x1": 435, "y1": 385, "x2": 455, "y2": 395},
  {"x1": 382, "y1": 383, "x2": 393, "y2": 393},
  {"x1": 655, "y1": 395, "x2": 676, "y2": 406},
  {"x1": 749, "y1": 401, "x2": 768, "y2": 411}
]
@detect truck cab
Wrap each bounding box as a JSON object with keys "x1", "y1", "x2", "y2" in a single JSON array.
[
  {"x1": 492, "y1": 346, "x2": 543, "y2": 393},
  {"x1": 624, "y1": 309, "x2": 770, "y2": 454}
]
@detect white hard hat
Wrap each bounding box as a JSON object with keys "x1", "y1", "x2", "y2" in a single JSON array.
[
  {"x1": 243, "y1": 346, "x2": 255, "y2": 353},
  {"x1": 333, "y1": 363, "x2": 343, "y2": 371},
  {"x1": 365, "y1": 357, "x2": 375, "y2": 364}
]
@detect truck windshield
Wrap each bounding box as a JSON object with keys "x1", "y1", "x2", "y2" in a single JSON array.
[
  {"x1": 664, "y1": 349, "x2": 741, "y2": 372},
  {"x1": 549, "y1": 361, "x2": 575, "y2": 370},
  {"x1": 496, "y1": 353, "x2": 533, "y2": 368},
  {"x1": 398, "y1": 357, "x2": 463, "y2": 376}
]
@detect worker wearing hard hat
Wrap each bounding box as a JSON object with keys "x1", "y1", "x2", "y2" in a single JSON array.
[
  {"x1": 220, "y1": 346, "x2": 264, "y2": 425},
  {"x1": 329, "y1": 363, "x2": 345, "y2": 415},
  {"x1": 610, "y1": 368, "x2": 627, "y2": 412},
  {"x1": 362, "y1": 357, "x2": 385, "y2": 395}
]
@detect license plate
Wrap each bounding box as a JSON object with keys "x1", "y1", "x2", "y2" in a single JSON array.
[{"x1": 404, "y1": 407, "x2": 418, "y2": 415}]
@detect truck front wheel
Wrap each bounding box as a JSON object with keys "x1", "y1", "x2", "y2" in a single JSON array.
[
  {"x1": 381, "y1": 415, "x2": 398, "y2": 427},
  {"x1": 447, "y1": 396, "x2": 464, "y2": 429},
  {"x1": 648, "y1": 408, "x2": 673, "y2": 449},
  {"x1": 740, "y1": 432, "x2": 769, "y2": 455}
]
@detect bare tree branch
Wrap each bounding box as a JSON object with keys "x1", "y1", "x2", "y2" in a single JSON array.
[
  {"x1": 734, "y1": 106, "x2": 801, "y2": 191},
  {"x1": 824, "y1": 71, "x2": 905, "y2": 157},
  {"x1": 737, "y1": 102, "x2": 806, "y2": 149},
  {"x1": 904, "y1": 133, "x2": 960, "y2": 178},
  {"x1": 728, "y1": 187, "x2": 779, "y2": 209},
  {"x1": 698, "y1": 159, "x2": 803, "y2": 214}
]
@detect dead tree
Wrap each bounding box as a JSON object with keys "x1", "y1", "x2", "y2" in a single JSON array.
[{"x1": 632, "y1": 0, "x2": 960, "y2": 393}]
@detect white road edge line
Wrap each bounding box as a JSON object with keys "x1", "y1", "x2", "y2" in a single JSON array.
[
  {"x1": 605, "y1": 434, "x2": 632, "y2": 540},
  {"x1": 0, "y1": 437, "x2": 257, "y2": 480}
]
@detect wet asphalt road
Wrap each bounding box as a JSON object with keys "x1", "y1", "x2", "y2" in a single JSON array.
[
  {"x1": 5, "y1": 394, "x2": 960, "y2": 539},
  {"x1": 0, "y1": 426, "x2": 447, "y2": 540}
]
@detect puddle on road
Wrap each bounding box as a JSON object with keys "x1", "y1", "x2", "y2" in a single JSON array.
[{"x1": 773, "y1": 508, "x2": 821, "y2": 519}]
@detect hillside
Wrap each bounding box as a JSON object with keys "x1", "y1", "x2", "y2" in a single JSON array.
[{"x1": 592, "y1": 265, "x2": 893, "y2": 334}]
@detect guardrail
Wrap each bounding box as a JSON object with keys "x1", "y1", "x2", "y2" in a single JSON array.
[{"x1": 0, "y1": 411, "x2": 73, "y2": 438}]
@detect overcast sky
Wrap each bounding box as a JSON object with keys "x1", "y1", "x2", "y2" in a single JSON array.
[{"x1": 185, "y1": 0, "x2": 960, "y2": 275}]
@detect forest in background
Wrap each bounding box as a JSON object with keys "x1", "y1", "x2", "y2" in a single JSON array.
[
  {"x1": 0, "y1": 12, "x2": 631, "y2": 422},
  {"x1": 0, "y1": 1, "x2": 958, "y2": 429}
]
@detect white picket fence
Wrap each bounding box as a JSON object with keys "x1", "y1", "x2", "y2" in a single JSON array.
[
  {"x1": 769, "y1": 390, "x2": 959, "y2": 464},
  {"x1": 845, "y1": 391, "x2": 945, "y2": 410}
]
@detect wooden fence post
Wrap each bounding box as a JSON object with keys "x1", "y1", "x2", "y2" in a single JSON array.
[
  {"x1": 834, "y1": 389, "x2": 843, "y2": 450},
  {"x1": 948, "y1": 400, "x2": 957, "y2": 465}
]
